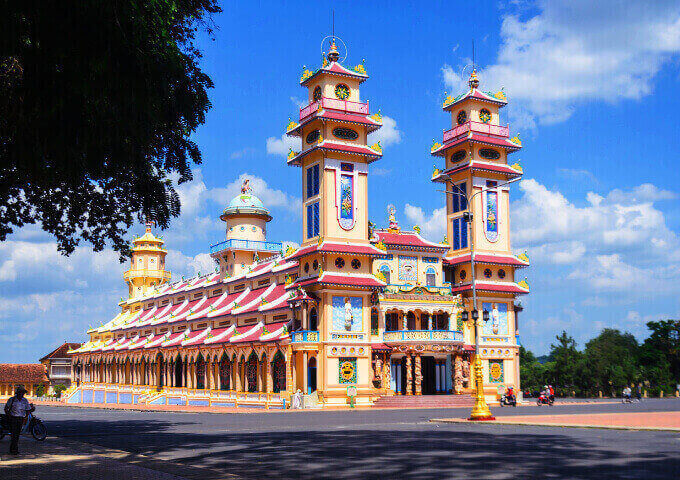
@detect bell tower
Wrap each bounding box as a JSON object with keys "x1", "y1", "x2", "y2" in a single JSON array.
[
  {"x1": 284, "y1": 36, "x2": 387, "y2": 406},
  {"x1": 431, "y1": 70, "x2": 529, "y2": 401},
  {"x1": 123, "y1": 221, "x2": 171, "y2": 299}
]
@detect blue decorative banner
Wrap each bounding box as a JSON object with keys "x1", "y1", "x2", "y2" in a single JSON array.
[
  {"x1": 485, "y1": 189, "x2": 499, "y2": 242},
  {"x1": 339, "y1": 174, "x2": 354, "y2": 229}
]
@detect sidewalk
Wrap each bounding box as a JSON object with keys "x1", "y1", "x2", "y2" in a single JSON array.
[
  {"x1": 0, "y1": 436, "x2": 240, "y2": 480},
  {"x1": 432, "y1": 411, "x2": 680, "y2": 432}
]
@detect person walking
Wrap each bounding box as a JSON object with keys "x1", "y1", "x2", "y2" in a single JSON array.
[{"x1": 4, "y1": 386, "x2": 35, "y2": 455}]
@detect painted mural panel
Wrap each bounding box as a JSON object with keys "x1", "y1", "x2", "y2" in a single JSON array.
[
  {"x1": 332, "y1": 296, "x2": 362, "y2": 332},
  {"x1": 398, "y1": 255, "x2": 417, "y2": 282},
  {"x1": 482, "y1": 302, "x2": 508, "y2": 335},
  {"x1": 339, "y1": 357, "x2": 357, "y2": 384},
  {"x1": 489, "y1": 360, "x2": 504, "y2": 383}
]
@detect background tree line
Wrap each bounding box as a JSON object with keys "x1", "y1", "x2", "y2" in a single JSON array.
[{"x1": 520, "y1": 320, "x2": 680, "y2": 397}]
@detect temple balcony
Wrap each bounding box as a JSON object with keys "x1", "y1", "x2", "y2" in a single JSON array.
[
  {"x1": 383, "y1": 329, "x2": 464, "y2": 343},
  {"x1": 291, "y1": 330, "x2": 320, "y2": 343},
  {"x1": 123, "y1": 269, "x2": 172, "y2": 281},
  {"x1": 209, "y1": 239, "x2": 283, "y2": 256},
  {"x1": 443, "y1": 120, "x2": 509, "y2": 143},
  {"x1": 299, "y1": 97, "x2": 369, "y2": 121}
]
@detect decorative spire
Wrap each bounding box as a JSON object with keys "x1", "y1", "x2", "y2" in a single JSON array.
[
  {"x1": 468, "y1": 69, "x2": 479, "y2": 90},
  {"x1": 327, "y1": 38, "x2": 340, "y2": 63},
  {"x1": 145, "y1": 218, "x2": 155, "y2": 233}
]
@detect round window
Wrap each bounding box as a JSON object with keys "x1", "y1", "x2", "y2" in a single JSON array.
[
  {"x1": 313, "y1": 86, "x2": 322, "y2": 101},
  {"x1": 457, "y1": 110, "x2": 467, "y2": 125},
  {"x1": 351, "y1": 259, "x2": 361, "y2": 270},
  {"x1": 451, "y1": 149, "x2": 466, "y2": 163},
  {"x1": 335, "y1": 84, "x2": 350, "y2": 100},
  {"x1": 498, "y1": 269, "x2": 506, "y2": 279},
  {"x1": 460, "y1": 270, "x2": 467, "y2": 280},
  {"x1": 306, "y1": 129, "x2": 320, "y2": 144},
  {"x1": 479, "y1": 108, "x2": 492, "y2": 123},
  {"x1": 332, "y1": 127, "x2": 358, "y2": 141},
  {"x1": 304, "y1": 263, "x2": 309, "y2": 273},
  {"x1": 335, "y1": 257, "x2": 345, "y2": 269},
  {"x1": 484, "y1": 268, "x2": 492, "y2": 279},
  {"x1": 240, "y1": 226, "x2": 245, "y2": 231},
  {"x1": 313, "y1": 260, "x2": 319, "y2": 270},
  {"x1": 252, "y1": 226, "x2": 257, "y2": 232},
  {"x1": 479, "y1": 148, "x2": 501, "y2": 160}
]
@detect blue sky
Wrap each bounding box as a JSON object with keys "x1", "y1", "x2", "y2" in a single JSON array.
[{"x1": 2, "y1": 0, "x2": 680, "y2": 362}]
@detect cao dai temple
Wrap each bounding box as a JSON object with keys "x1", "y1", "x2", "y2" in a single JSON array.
[{"x1": 66, "y1": 37, "x2": 529, "y2": 408}]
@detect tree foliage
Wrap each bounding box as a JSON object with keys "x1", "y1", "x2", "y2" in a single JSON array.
[
  {"x1": 521, "y1": 321, "x2": 680, "y2": 397},
  {"x1": 1, "y1": 1, "x2": 221, "y2": 259}
]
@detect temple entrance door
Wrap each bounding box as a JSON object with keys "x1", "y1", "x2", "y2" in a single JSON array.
[
  {"x1": 307, "y1": 357, "x2": 317, "y2": 394},
  {"x1": 421, "y1": 356, "x2": 436, "y2": 395},
  {"x1": 400, "y1": 357, "x2": 409, "y2": 395},
  {"x1": 196, "y1": 355, "x2": 205, "y2": 390},
  {"x1": 174, "y1": 357, "x2": 183, "y2": 387}
]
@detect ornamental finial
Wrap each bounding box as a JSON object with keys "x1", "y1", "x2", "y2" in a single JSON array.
[
  {"x1": 469, "y1": 69, "x2": 479, "y2": 90},
  {"x1": 327, "y1": 38, "x2": 340, "y2": 63}
]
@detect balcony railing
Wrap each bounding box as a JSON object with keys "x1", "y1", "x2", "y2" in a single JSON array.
[
  {"x1": 383, "y1": 283, "x2": 453, "y2": 295},
  {"x1": 443, "y1": 120, "x2": 509, "y2": 143},
  {"x1": 123, "y1": 270, "x2": 172, "y2": 281},
  {"x1": 383, "y1": 330, "x2": 464, "y2": 343},
  {"x1": 291, "y1": 330, "x2": 319, "y2": 343},
  {"x1": 210, "y1": 239, "x2": 282, "y2": 255},
  {"x1": 299, "y1": 97, "x2": 369, "y2": 121}
]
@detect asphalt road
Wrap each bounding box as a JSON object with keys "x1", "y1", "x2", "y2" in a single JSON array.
[{"x1": 30, "y1": 399, "x2": 680, "y2": 479}]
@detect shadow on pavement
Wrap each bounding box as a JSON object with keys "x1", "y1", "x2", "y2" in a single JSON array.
[{"x1": 36, "y1": 416, "x2": 680, "y2": 480}]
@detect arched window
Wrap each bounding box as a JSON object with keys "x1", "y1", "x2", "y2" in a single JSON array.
[
  {"x1": 379, "y1": 264, "x2": 391, "y2": 284},
  {"x1": 309, "y1": 307, "x2": 318, "y2": 331},
  {"x1": 219, "y1": 354, "x2": 231, "y2": 390},
  {"x1": 246, "y1": 353, "x2": 258, "y2": 393},
  {"x1": 370, "y1": 308, "x2": 379, "y2": 335},
  {"x1": 196, "y1": 354, "x2": 206, "y2": 390},
  {"x1": 385, "y1": 312, "x2": 398, "y2": 332},
  {"x1": 406, "y1": 311, "x2": 416, "y2": 331},
  {"x1": 435, "y1": 313, "x2": 450, "y2": 330},
  {"x1": 425, "y1": 267, "x2": 436, "y2": 287},
  {"x1": 271, "y1": 352, "x2": 286, "y2": 393}
]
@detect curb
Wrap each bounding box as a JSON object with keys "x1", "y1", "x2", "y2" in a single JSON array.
[{"x1": 430, "y1": 417, "x2": 680, "y2": 432}]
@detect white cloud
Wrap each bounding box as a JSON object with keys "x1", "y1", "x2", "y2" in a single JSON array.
[
  {"x1": 266, "y1": 134, "x2": 301, "y2": 157},
  {"x1": 443, "y1": 0, "x2": 680, "y2": 128},
  {"x1": 512, "y1": 178, "x2": 680, "y2": 294},
  {"x1": 207, "y1": 173, "x2": 300, "y2": 215},
  {"x1": 403, "y1": 204, "x2": 447, "y2": 242},
  {"x1": 367, "y1": 115, "x2": 402, "y2": 148}
]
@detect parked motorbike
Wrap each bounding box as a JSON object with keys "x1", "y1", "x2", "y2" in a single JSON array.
[
  {"x1": 536, "y1": 393, "x2": 554, "y2": 406},
  {"x1": 499, "y1": 394, "x2": 517, "y2": 407},
  {"x1": 0, "y1": 412, "x2": 47, "y2": 441}
]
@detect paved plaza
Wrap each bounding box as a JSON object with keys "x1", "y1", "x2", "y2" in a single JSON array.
[{"x1": 2, "y1": 399, "x2": 680, "y2": 479}]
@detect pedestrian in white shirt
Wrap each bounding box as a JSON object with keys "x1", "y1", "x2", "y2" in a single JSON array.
[{"x1": 4, "y1": 386, "x2": 35, "y2": 455}]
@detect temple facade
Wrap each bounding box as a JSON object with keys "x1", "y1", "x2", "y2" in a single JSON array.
[{"x1": 66, "y1": 38, "x2": 528, "y2": 408}]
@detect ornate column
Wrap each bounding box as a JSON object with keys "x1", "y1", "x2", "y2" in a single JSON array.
[
  {"x1": 285, "y1": 349, "x2": 294, "y2": 394},
  {"x1": 454, "y1": 355, "x2": 463, "y2": 394},
  {"x1": 302, "y1": 352, "x2": 308, "y2": 395},
  {"x1": 405, "y1": 355, "x2": 412, "y2": 395},
  {"x1": 265, "y1": 355, "x2": 272, "y2": 393},
  {"x1": 234, "y1": 359, "x2": 241, "y2": 392},
  {"x1": 415, "y1": 354, "x2": 422, "y2": 395}
]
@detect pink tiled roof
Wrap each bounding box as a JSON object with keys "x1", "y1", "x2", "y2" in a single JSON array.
[
  {"x1": 295, "y1": 272, "x2": 385, "y2": 289},
  {"x1": 432, "y1": 133, "x2": 521, "y2": 157},
  {"x1": 287, "y1": 241, "x2": 387, "y2": 261},
  {"x1": 450, "y1": 281, "x2": 529, "y2": 294},
  {"x1": 300, "y1": 61, "x2": 368, "y2": 87},
  {"x1": 443, "y1": 253, "x2": 529, "y2": 268},
  {"x1": 374, "y1": 230, "x2": 447, "y2": 252},
  {"x1": 288, "y1": 140, "x2": 381, "y2": 166},
  {"x1": 443, "y1": 88, "x2": 507, "y2": 111}
]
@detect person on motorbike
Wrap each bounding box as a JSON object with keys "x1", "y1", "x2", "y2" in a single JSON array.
[
  {"x1": 506, "y1": 385, "x2": 515, "y2": 402},
  {"x1": 4, "y1": 386, "x2": 35, "y2": 455},
  {"x1": 549, "y1": 385, "x2": 555, "y2": 402},
  {"x1": 623, "y1": 386, "x2": 632, "y2": 402}
]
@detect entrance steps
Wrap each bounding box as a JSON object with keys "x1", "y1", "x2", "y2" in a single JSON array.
[{"x1": 372, "y1": 394, "x2": 474, "y2": 409}]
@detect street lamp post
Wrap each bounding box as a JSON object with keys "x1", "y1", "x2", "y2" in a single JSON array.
[{"x1": 444, "y1": 176, "x2": 520, "y2": 421}]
